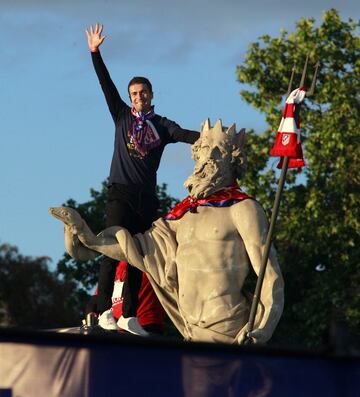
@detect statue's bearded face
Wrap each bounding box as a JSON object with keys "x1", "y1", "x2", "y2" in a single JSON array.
[{"x1": 184, "y1": 133, "x2": 234, "y2": 199}]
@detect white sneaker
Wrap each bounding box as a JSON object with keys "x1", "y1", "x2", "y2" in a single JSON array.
[
  {"x1": 98, "y1": 309, "x2": 119, "y2": 331},
  {"x1": 117, "y1": 316, "x2": 149, "y2": 336}
]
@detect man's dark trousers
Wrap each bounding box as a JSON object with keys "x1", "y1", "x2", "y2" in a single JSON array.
[{"x1": 96, "y1": 183, "x2": 158, "y2": 316}]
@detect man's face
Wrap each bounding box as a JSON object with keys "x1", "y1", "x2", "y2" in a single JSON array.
[{"x1": 129, "y1": 83, "x2": 153, "y2": 113}]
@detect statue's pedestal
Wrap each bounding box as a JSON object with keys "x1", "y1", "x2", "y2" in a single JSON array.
[{"x1": 0, "y1": 327, "x2": 359, "y2": 397}]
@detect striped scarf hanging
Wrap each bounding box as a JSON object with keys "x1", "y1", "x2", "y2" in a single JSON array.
[{"x1": 270, "y1": 87, "x2": 306, "y2": 169}]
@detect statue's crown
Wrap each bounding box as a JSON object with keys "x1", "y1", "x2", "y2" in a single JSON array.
[{"x1": 200, "y1": 119, "x2": 245, "y2": 148}]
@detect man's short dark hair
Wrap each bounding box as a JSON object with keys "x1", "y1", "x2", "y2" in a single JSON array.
[{"x1": 128, "y1": 77, "x2": 153, "y2": 95}]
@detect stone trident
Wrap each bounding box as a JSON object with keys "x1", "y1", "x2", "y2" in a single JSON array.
[{"x1": 245, "y1": 55, "x2": 320, "y2": 343}]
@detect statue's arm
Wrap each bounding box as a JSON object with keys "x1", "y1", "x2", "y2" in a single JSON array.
[
  {"x1": 77, "y1": 225, "x2": 147, "y2": 271},
  {"x1": 50, "y1": 206, "x2": 166, "y2": 277},
  {"x1": 50, "y1": 206, "x2": 130, "y2": 262},
  {"x1": 63, "y1": 224, "x2": 98, "y2": 261},
  {"x1": 231, "y1": 200, "x2": 284, "y2": 344}
]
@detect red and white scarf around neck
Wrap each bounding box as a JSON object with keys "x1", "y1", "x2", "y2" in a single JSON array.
[{"x1": 129, "y1": 107, "x2": 161, "y2": 156}]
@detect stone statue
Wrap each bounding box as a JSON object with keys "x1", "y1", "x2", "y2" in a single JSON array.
[{"x1": 49, "y1": 119, "x2": 284, "y2": 344}]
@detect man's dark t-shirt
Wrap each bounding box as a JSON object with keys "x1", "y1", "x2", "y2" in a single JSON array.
[{"x1": 91, "y1": 51, "x2": 199, "y2": 193}]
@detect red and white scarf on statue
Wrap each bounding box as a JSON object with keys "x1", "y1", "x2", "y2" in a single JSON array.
[
  {"x1": 164, "y1": 182, "x2": 252, "y2": 220},
  {"x1": 129, "y1": 107, "x2": 161, "y2": 156},
  {"x1": 270, "y1": 87, "x2": 306, "y2": 169}
]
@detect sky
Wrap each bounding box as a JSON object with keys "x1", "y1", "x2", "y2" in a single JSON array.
[{"x1": 1, "y1": 0, "x2": 359, "y2": 268}]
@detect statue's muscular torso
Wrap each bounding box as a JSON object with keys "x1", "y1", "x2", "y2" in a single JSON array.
[{"x1": 168, "y1": 204, "x2": 251, "y2": 335}]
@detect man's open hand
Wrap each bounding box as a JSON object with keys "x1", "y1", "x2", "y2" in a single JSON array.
[{"x1": 86, "y1": 23, "x2": 106, "y2": 52}]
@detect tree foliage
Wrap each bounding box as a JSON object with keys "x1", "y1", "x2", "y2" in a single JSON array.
[
  {"x1": 237, "y1": 9, "x2": 360, "y2": 347},
  {"x1": 0, "y1": 244, "x2": 81, "y2": 328}
]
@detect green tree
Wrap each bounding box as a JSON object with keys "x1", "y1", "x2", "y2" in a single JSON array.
[
  {"x1": 237, "y1": 9, "x2": 360, "y2": 347},
  {"x1": 0, "y1": 244, "x2": 81, "y2": 328}
]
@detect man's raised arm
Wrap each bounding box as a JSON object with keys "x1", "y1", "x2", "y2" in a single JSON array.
[{"x1": 86, "y1": 23, "x2": 127, "y2": 121}]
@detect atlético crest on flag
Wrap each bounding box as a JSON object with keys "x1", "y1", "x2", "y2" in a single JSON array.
[{"x1": 281, "y1": 134, "x2": 290, "y2": 146}]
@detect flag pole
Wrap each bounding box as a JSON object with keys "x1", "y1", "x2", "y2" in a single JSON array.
[{"x1": 245, "y1": 55, "x2": 311, "y2": 343}]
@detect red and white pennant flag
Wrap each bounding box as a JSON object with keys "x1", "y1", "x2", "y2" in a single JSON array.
[{"x1": 270, "y1": 87, "x2": 306, "y2": 169}]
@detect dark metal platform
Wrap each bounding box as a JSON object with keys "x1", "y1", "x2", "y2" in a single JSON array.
[{"x1": 0, "y1": 327, "x2": 359, "y2": 397}]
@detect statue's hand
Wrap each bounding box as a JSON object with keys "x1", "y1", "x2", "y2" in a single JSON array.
[
  {"x1": 48, "y1": 206, "x2": 84, "y2": 234},
  {"x1": 237, "y1": 328, "x2": 252, "y2": 345},
  {"x1": 63, "y1": 221, "x2": 98, "y2": 261},
  {"x1": 236, "y1": 327, "x2": 268, "y2": 345},
  {"x1": 69, "y1": 222, "x2": 82, "y2": 235}
]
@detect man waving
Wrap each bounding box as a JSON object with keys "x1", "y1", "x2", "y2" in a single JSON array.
[{"x1": 85, "y1": 23, "x2": 199, "y2": 334}]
